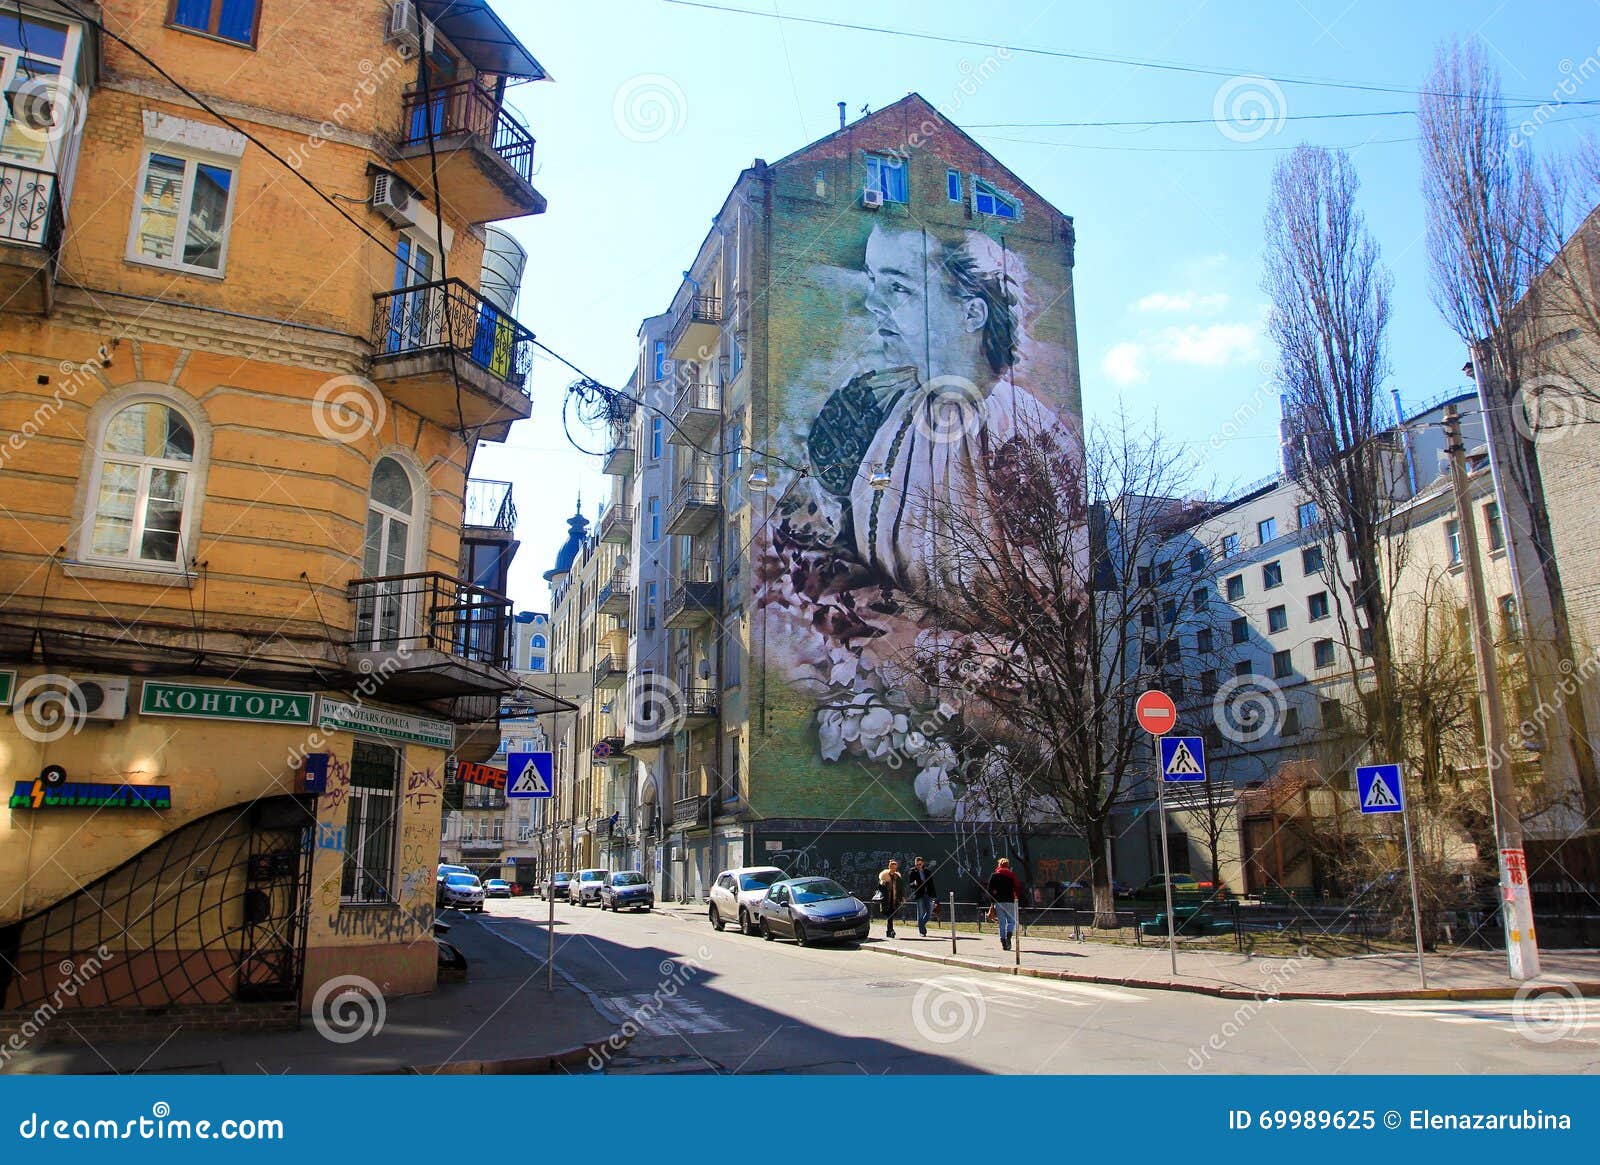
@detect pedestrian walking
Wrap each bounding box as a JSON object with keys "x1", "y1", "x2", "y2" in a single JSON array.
[
  {"x1": 987, "y1": 857, "x2": 1025, "y2": 951},
  {"x1": 907, "y1": 856, "x2": 938, "y2": 937},
  {"x1": 878, "y1": 859, "x2": 905, "y2": 939}
]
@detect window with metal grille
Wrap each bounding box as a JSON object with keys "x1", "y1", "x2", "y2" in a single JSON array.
[{"x1": 341, "y1": 741, "x2": 400, "y2": 904}]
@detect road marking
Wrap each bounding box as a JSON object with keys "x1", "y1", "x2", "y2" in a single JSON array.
[
  {"x1": 916, "y1": 977, "x2": 1146, "y2": 1009},
  {"x1": 606, "y1": 993, "x2": 736, "y2": 1037},
  {"x1": 1308, "y1": 999, "x2": 1600, "y2": 1033}
]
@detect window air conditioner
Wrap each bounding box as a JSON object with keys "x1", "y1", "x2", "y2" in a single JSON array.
[
  {"x1": 70, "y1": 676, "x2": 130, "y2": 721},
  {"x1": 862, "y1": 187, "x2": 884, "y2": 210},
  {"x1": 386, "y1": 0, "x2": 422, "y2": 57}
]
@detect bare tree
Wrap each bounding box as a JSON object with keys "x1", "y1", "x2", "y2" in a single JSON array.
[
  {"x1": 1419, "y1": 39, "x2": 1600, "y2": 841},
  {"x1": 894, "y1": 410, "x2": 1223, "y2": 927},
  {"x1": 1263, "y1": 144, "x2": 1403, "y2": 763}
]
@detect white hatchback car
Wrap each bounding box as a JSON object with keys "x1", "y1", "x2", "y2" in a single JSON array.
[
  {"x1": 571, "y1": 868, "x2": 610, "y2": 906},
  {"x1": 708, "y1": 866, "x2": 787, "y2": 935}
]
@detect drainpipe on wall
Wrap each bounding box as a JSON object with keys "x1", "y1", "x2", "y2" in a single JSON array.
[{"x1": 1392, "y1": 388, "x2": 1418, "y2": 498}]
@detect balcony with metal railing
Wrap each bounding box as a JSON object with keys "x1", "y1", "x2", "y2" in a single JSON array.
[
  {"x1": 672, "y1": 794, "x2": 710, "y2": 830},
  {"x1": 665, "y1": 480, "x2": 720, "y2": 537},
  {"x1": 665, "y1": 566, "x2": 721, "y2": 629},
  {"x1": 597, "y1": 570, "x2": 632, "y2": 617},
  {"x1": 593, "y1": 652, "x2": 627, "y2": 691},
  {"x1": 0, "y1": 162, "x2": 64, "y2": 315},
  {"x1": 395, "y1": 79, "x2": 545, "y2": 224},
  {"x1": 597, "y1": 503, "x2": 635, "y2": 546},
  {"x1": 667, "y1": 293, "x2": 723, "y2": 361},
  {"x1": 464, "y1": 479, "x2": 517, "y2": 532},
  {"x1": 667, "y1": 381, "x2": 721, "y2": 447},
  {"x1": 682, "y1": 687, "x2": 720, "y2": 722},
  {"x1": 371, "y1": 278, "x2": 535, "y2": 439},
  {"x1": 348, "y1": 571, "x2": 516, "y2": 698},
  {"x1": 602, "y1": 433, "x2": 636, "y2": 477}
]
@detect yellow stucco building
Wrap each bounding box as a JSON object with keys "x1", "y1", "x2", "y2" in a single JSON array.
[{"x1": 0, "y1": 0, "x2": 545, "y2": 1030}]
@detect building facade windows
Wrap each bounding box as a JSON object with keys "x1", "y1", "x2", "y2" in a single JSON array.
[
  {"x1": 129, "y1": 147, "x2": 237, "y2": 275},
  {"x1": 1267, "y1": 605, "x2": 1287, "y2": 633},
  {"x1": 865, "y1": 153, "x2": 908, "y2": 202},
  {"x1": 1313, "y1": 638, "x2": 1335, "y2": 668},
  {"x1": 649, "y1": 416, "x2": 663, "y2": 460},
  {"x1": 1272, "y1": 648, "x2": 1293, "y2": 679},
  {"x1": 648, "y1": 496, "x2": 660, "y2": 541},
  {"x1": 84, "y1": 399, "x2": 199, "y2": 568},
  {"x1": 973, "y1": 178, "x2": 1017, "y2": 218},
  {"x1": 1308, "y1": 591, "x2": 1330, "y2": 621},
  {"x1": 1262, "y1": 561, "x2": 1283, "y2": 589},
  {"x1": 946, "y1": 169, "x2": 962, "y2": 202},
  {"x1": 1221, "y1": 533, "x2": 1240, "y2": 559},
  {"x1": 341, "y1": 741, "x2": 400, "y2": 904},
  {"x1": 168, "y1": 0, "x2": 259, "y2": 46},
  {"x1": 1485, "y1": 501, "x2": 1504, "y2": 551},
  {"x1": 1196, "y1": 628, "x2": 1214, "y2": 654},
  {"x1": 1231, "y1": 616, "x2": 1249, "y2": 645},
  {"x1": 1257, "y1": 517, "x2": 1277, "y2": 544},
  {"x1": 1446, "y1": 518, "x2": 1462, "y2": 567},
  {"x1": 1297, "y1": 501, "x2": 1318, "y2": 529},
  {"x1": 653, "y1": 340, "x2": 669, "y2": 381},
  {"x1": 1302, "y1": 544, "x2": 1324, "y2": 574},
  {"x1": 1225, "y1": 574, "x2": 1244, "y2": 601},
  {"x1": 1234, "y1": 659, "x2": 1253, "y2": 677}
]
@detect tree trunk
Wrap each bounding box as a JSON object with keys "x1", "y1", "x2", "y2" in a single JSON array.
[{"x1": 1085, "y1": 815, "x2": 1119, "y2": 928}]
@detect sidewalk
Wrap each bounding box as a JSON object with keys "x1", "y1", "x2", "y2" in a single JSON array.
[
  {"x1": 3, "y1": 914, "x2": 621, "y2": 1075},
  {"x1": 655, "y1": 900, "x2": 1600, "y2": 1001}
]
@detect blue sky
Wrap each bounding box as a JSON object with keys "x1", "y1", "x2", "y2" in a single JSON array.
[{"x1": 474, "y1": 0, "x2": 1599, "y2": 611}]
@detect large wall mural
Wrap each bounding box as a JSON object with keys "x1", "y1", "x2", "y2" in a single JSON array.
[{"x1": 755, "y1": 208, "x2": 1084, "y2": 824}]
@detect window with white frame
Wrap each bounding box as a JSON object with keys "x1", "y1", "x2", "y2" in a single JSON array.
[
  {"x1": 341, "y1": 741, "x2": 400, "y2": 904},
  {"x1": 85, "y1": 399, "x2": 198, "y2": 567},
  {"x1": 648, "y1": 496, "x2": 660, "y2": 542},
  {"x1": 649, "y1": 417, "x2": 663, "y2": 460},
  {"x1": 653, "y1": 339, "x2": 669, "y2": 381},
  {"x1": 946, "y1": 169, "x2": 962, "y2": 202},
  {"x1": 129, "y1": 147, "x2": 237, "y2": 274},
  {"x1": 973, "y1": 178, "x2": 1018, "y2": 219},
  {"x1": 865, "y1": 153, "x2": 907, "y2": 202}
]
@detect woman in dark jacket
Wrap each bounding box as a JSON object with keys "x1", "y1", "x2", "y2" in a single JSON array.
[{"x1": 877, "y1": 860, "x2": 905, "y2": 938}]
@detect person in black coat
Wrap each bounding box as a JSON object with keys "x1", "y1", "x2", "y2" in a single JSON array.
[{"x1": 907, "y1": 856, "x2": 938, "y2": 937}]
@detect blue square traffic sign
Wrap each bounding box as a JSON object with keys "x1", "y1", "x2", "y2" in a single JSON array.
[
  {"x1": 1159, "y1": 735, "x2": 1207, "y2": 782},
  {"x1": 1356, "y1": 763, "x2": 1404, "y2": 814},
  {"x1": 506, "y1": 751, "x2": 554, "y2": 798}
]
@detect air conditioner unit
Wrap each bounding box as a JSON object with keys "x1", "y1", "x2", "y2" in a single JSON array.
[
  {"x1": 386, "y1": 0, "x2": 421, "y2": 56},
  {"x1": 861, "y1": 187, "x2": 884, "y2": 210},
  {"x1": 71, "y1": 676, "x2": 129, "y2": 721},
  {"x1": 371, "y1": 171, "x2": 419, "y2": 228}
]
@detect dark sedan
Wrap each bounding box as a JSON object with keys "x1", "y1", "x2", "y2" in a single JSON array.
[
  {"x1": 755, "y1": 877, "x2": 871, "y2": 946},
  {"x1": 599, "y1": 870, "x2": 655, "y2": 912}
]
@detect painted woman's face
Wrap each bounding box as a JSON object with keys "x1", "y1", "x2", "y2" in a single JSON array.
[{"x1": 862, "y1": 226, "x2": 986, "y2": 382}]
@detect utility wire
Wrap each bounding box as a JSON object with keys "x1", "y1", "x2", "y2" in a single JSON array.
[{"x1": 660, "y1": 0, "x2": 1575, "y2": 103}]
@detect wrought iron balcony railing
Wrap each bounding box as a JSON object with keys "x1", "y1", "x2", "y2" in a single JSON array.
[
  {"x1": 349, "y1": 571, "x2": 513, "y2": 668},
  {"x1": 464, "y1": 478, "x2": 517, "y2": 531},
  {"x1": 672, "y1": 794, "x2": 709, "y2": 828},
  {"x1": 400, "y1": 80, "x2": 537, "y2": 184},
  {"x1": 0, "y1": 162, "x2": 62, "y2": 251},
  {"x1": 373, "y1": 278, "x2": 534, "y2": 393}
]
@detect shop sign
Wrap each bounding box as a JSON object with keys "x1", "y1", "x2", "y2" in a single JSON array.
[
  {"x1": 317, "y1": 699, "x2": 453, "y2": 749},
  {"x1": 141, "y1": 681, "x2": 314, "y2": 724}
]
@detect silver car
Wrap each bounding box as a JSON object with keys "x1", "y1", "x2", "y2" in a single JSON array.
[
  {"x1": 439, "y1": 872, "x2": 485, "y2": 912},
  {"x1": 708, "y1": 866, "x2": 786, "y2": 935},
  {"x1": 755, "y1": 877, "x2": 870, "y2": 946}
]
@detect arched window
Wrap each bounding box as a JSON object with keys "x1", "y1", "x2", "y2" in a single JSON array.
[
  {"x1": 356, "y1": 456, "x2": 417, "y2": 649},
  {"x1": 87, "y1": 400, "x2": 197, "y2": 566},
  {"x1": 531, "y1": 635, "x2": 546, "y2": 649}
]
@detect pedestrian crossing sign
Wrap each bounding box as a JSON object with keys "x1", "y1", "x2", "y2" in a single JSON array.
[
  {"x1": 1159, "y1": 735, "x2": 1207, "y2": 782},
  {"x1": 1356, "y1": 763, "x2": 1404, "y2": 814},
  {"x1": 506, "y1": 751, "x2": 554, "y2": 798}
]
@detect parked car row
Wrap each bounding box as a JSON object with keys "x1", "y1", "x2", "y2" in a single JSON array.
[{"x1": 709, "y1": 865, "x2": 870, "y2": 947}]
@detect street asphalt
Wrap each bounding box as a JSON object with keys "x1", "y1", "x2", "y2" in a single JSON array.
[{"x1": 477, "y1": 897, "x2": 1600, "y2": 1075}]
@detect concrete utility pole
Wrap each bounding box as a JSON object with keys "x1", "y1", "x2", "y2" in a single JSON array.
[{"x1": 1443, "y1": 405, "x2": 1540, "y2": 980}]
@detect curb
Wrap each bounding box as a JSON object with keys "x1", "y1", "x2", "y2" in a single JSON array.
[
  {"x1": 863, "y1": 942, "x2": 1600, "y2": 1003},
  {"x1": 407, "y1": 1030, "x2": 630, "y2": 1075}
]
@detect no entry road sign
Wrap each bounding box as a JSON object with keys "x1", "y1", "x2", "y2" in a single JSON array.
[{"x1": 1135, "y1": 690, "x2": 1177, "y2": 736}]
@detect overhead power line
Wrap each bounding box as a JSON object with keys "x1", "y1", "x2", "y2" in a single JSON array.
[{"x1": 660, "y1": 0, "x2": 1574, "y2": 103}]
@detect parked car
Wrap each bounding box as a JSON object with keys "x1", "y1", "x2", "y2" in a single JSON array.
[
  {"x1": 1131, "y1": 874, "x2": 1229, "y2": 902},
  {"x1": 538, "y1": 872, "x2": 573, "y2": 900},
  {"x1": 708, "y1": 866, "x2": 787, "y2": 935},
  {"x1": 755, "y1": 877, "x2": 871, "y2": 946},
  {"x1": 483, "y1": 878, "x2": 513, "y2": 899},
  {"x1": 571, "y1": 869, "x2": 610, "y2": 906},
  {"x1": 600, "y1": 871, "x2": 655, "y2": 912},
  {"x1": 1058, "y1": 876, "x2": 1134, "y2": 901},
  {"x1": 439, "y1": 872, "x2": 486, "y2": 912}
]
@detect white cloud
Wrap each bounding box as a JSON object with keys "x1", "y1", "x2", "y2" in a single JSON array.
[
  {"x1": 1135, "y1": 291, "x2": 1231, "y2": 315},
  {"x1": 1101, "y1": 341, "x2": 1148, "y2": 386},
  {"x1": 1154, "y1": 322, "x2": 1261, "y2": 367}
]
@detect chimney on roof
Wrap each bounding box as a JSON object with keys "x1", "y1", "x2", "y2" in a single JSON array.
[{"x1": 838, "y1": 101, "x2": 846, "y2": 131}]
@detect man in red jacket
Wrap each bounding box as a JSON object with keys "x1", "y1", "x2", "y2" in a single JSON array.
[{"x1": 987, "y1": 858, "x2": 1025, "y2": 951}]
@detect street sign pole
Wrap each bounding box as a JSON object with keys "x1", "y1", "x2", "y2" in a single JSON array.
[
  {"x1": 1400, "y1": 796, "x2": 1427, "y2": 990},
  {"x1": 1156, "y1": 744, "x2": 1178, "y2": 976}
]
